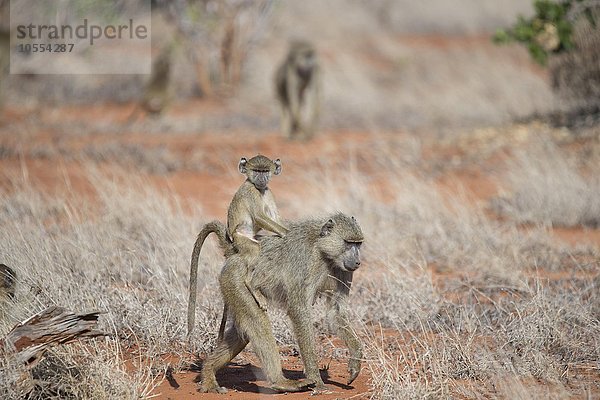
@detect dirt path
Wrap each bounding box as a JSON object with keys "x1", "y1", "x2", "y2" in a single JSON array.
[{"x1": 153, "y1": 351, "x2": 371, "y2": 399}]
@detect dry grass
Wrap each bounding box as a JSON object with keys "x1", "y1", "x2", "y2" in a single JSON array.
[
  {"x1": 0, "y1": 170, "x2": 219, "y2": 398},
  {"x1": 1, "y1": 143, "x2": 599, "y2": 398},
  {"x1": 0, "y1": 344, "x2": 157, "y2": 400},
  {"x1": 82, "y1": 143, "x2": 182, "y2": 174},
  {"x1": 492, "y1": 138, "x2": 600, "y2": 228}
]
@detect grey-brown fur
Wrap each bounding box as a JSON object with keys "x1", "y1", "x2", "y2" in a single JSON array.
[
  {"x1": 199, "y1": 212, "x2": 364, "y2": 394},
  {"x1": 275, "y1": 40, "x2": 320, "y2": 140}
]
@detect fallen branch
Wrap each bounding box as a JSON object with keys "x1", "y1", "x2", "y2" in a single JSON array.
[{"x1": 1, "y1": 306, "x2": 105, "y2": 367}]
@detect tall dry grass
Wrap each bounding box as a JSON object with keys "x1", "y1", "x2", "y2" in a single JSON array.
[
  {"x1": 0, "y1": 148, "x2": 598, "y2": 398},
  {"x1": 492, "y1": 138, "x2": 600, "y2": 228},
  {"x1": 0, "y1": 169, "x2": 221, "y2": 398}
]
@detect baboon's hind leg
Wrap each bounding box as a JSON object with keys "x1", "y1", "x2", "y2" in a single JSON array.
[
  {"x1": 219, "y1": 260, "x2": 309, "y2": 392},
  {"x1": 199, "y1": 324, "x2": 248, "y2": 394}
]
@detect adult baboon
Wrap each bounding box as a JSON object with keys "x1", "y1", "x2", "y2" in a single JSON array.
[
  {"x1": 196, "y1": 213, "x2": 364, "y2": 394},
  {"x1": 142, "y1": 45, "x2": 172, "y2": 115},
  {"x1": 187, "y1": 155, "x2": 288, "y2": 339},
  {"x1": 275, "y1": 40, "x2": 320, "y2": 140},
  {"x1": 126, "y1": 45, "x2": 172, "y2": 124},
  {"x1": 0, "y1": 263, "x2": 16, "y2": 301}
]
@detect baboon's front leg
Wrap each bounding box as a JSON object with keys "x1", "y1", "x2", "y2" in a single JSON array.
[
  {"x1": 288, "y1": 299, "x2": 329, "y2": 393},
  {"x1": 321, "y1": 289, "x2": 362, "y2": 385},
  {"x1": 280, "y1": 106, "x2": 292, "y2": 138},
  {"x1": 255, "y1": 213, "x2": 289, "y2": 237},
  {"x1": 336, "y1": 306, "x2": 362, "y2": 384}
]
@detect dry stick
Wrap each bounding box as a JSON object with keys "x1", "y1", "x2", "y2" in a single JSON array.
[{"x1": 1, "y1": 306, "x2": 105, "y2": 368}]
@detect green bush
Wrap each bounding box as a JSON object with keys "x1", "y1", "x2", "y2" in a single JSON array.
[{"x1": 493, "y1": 0, "x2": 597, "y2": 65}]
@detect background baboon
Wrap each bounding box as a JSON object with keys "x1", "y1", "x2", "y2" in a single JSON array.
[
  {"x1": 142, "y1": 45, "x2": 172, "y2": 115},
  {"x1": 275, "y1": 40, "x2": 320, "y2": 140},
  {"x1": 187, "y1": 155, "x2": 288, "y2": 338},
  {"x1": 199, "y1": 212, "x2": 364, "y2": 394},
  {"x1": 126, "y1": 45, "x2": 173, "y2": 123},
  {"x1": 0, "y1": 263, "x2": 16, "y2": 301}
]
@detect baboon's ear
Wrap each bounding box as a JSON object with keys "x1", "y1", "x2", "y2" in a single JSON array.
[
  {"x1": 274, "y1": 159, "x2": 282, "y2": 175},
  {"x1": 238, "y1": 157, "x2": 248, "y2": 174},
  {"x1": 320, "y1": 218, "x2": 335, "y2": 237}
]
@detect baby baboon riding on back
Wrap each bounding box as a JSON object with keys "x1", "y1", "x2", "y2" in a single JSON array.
[{"x1": 188, "y1": 155, "x2": 287, "y2": 338}]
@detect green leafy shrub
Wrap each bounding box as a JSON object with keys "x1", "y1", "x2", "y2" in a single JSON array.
[{"x1": 493, "y1": 0, "x2": 597, "y2": 65}]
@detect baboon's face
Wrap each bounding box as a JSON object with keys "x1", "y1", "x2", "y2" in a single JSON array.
[
  {"x1": 239, "y1": 156, "x2": 281, "y2": 191},
  {"x1": 248, "y1": 168, "x2": 273, "y2": 190},
  {"x1": 340, "y1": 240, "x2": 362, "y2": 272},
  {"x1": 319, "y1": 215, "x2": 364, "y2": 272},
  {"x1": 294, "y1": 48, "x2": 316, "y2": 77}
]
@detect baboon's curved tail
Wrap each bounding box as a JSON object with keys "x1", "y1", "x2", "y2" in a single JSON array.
[{"x1": 187, "y1": 220, "x2": 233, "y2": 338}]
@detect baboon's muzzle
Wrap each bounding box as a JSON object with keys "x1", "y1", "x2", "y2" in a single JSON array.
[{"x1": 344, "y1": 260, "x2": 361, "y2": 272}]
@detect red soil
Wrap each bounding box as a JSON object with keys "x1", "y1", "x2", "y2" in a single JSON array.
[{"x1": 153, "y1": 342, "x2": 371, "y2": 399}]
